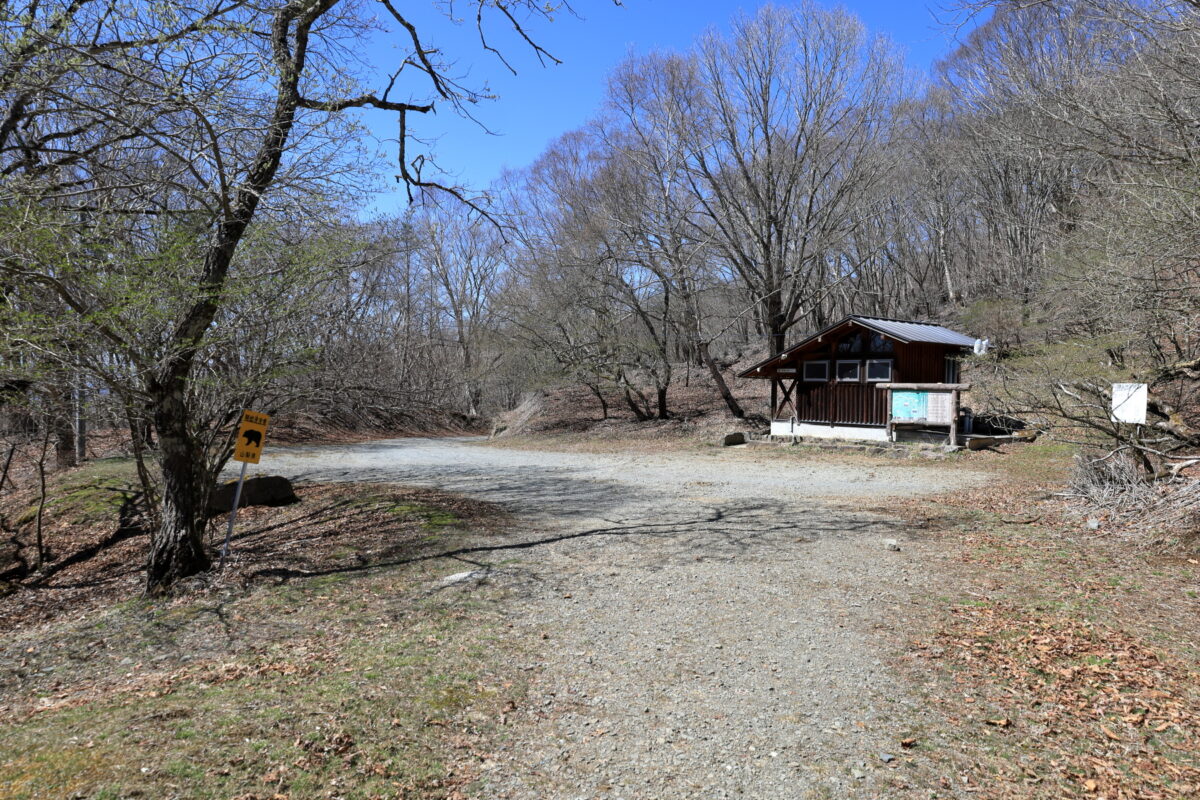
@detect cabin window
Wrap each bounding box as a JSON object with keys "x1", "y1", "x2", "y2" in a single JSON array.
[
  {"x1": 837, "y1": 333, "x2": 866, "y2": 354},
  {"x1": 945, "y1": 356, "x2": 960, "y2": 383},
  {"x1": 803, "y1": 360, "x2": 829, "y2": 382},
  {"x1": 868, "y1": 333, "x2": 894, "y2": 353},
  {"x1": 865, "y1": 359, "x2": 893, "y2": 382},
  {"x1": 836, "y1": 360, "x2": 861, "y2": 382}
]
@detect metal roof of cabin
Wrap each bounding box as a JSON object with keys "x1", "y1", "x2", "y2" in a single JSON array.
[
  {"x1": 847, "y1": 316, "x2": 976, "y2": 347},
  {"x1": 738, "y1": 315, "x2": 976, "y2": 378}
]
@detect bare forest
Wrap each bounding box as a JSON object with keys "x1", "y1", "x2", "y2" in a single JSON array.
[
  {"x1": 4, "y1": 0, "x2": 1200, "y2": 593},
  {"x1": 7, "y1": 3, "x2": 1200, "y2": 799}
]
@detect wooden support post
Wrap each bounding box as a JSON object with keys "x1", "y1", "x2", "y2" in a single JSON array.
[
  {"x1": 886, "y1": 388, "x2": 893, "y2": 442},
  {"x1": 950, "y1": 389, "x2": 959, "y2": 448},
  {"x1": 779, "y1": 379, "x2": 797, "y2": 418},
  {"x1": 770, "y1": 379, "x2": 778, "y2": 421}
]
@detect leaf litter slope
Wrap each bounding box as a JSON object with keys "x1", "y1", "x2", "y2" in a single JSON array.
[{"x1": 891, "y1": 442, "x2": 1200, "y2": 798}]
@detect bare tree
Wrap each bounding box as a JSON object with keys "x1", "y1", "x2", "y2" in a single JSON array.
[
  {"x1": 414, "y1": 202, "x2": 505, "y2": 419},
  {"x1": 1, "y1": 0, "x2": 583, "y2": 592},
  {"x1": 680, "y1": 3, "x2": 906, "y2": 354},
  {"x1": 941, "y1": 1, "x2": 1200, "y2": 474},
  {"x1": 499, "y1": 132, "x2": 659, "y2": 420},
  {"x1": 599, "y1": 55, "x2": 745, "y2": 417}
]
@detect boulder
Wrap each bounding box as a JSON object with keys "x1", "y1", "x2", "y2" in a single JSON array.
[
  {"x1": 208, "y1": 475, "x2": 299, "y2": 516},
  {"x1": 722, "y1": 431, "x2": 748, "y2": 446}
]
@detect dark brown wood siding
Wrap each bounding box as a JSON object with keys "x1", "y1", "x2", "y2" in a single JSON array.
[
  {"x1": 794, "y1": 381, "x2": 889, "y2": 425},
  {"x1": 899, "y1": 343, "x2": 956, "y2": 384}
]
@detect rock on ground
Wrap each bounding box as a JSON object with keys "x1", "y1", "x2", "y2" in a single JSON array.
[{"x1": 207, "y1": 475, "x2": 299, "y2": 516}]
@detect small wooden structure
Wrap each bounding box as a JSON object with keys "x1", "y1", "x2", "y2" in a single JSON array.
[{"x1": 739, "y1": 315, "x2": 977, "y2": 444}]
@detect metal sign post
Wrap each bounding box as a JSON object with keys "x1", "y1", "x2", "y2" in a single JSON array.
[
  {"x1": 219, "y1": 461, "x2": 248, "y2": 569},
  {"x1": 219, "y1": 409, "x2": 270, "y2": 570}
]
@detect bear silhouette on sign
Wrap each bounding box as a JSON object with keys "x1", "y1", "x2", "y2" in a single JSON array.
[{"x1": 242, "y1": 429, "x2": 263, "y2": 448}]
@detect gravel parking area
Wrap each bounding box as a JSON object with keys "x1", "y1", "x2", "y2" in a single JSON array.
[{"x1": 262, "y1": 437, "x2": 989, "y2": 799}]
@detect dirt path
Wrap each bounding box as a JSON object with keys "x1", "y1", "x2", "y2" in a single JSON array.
[{"x1": 262, "y1": 438, "x2": 989, "y2": 798}]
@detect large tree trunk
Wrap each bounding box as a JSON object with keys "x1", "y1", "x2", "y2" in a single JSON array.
[
  {"x1": 656, "y1": 385, "x2": 670, "y2": 420},
  {"x1": 699, "y1": 341, "x2": 744, "y2": 418},
  {"x1": 145, "y1": 376, "x2": 211, "y2": 595},
  {"x1": 51, "y1": 386, "x2": 76, "y2": 470},
  {"x1": 74, "y1": 384, "x2": 87, "y2": 463},
  {"x1": 53, "y1": 412, "x2": 76, "y2": 470},
  {"x1": 766, "y1": 297, "x2": 789, "y2": 356},
  {"x1": 460, "y1": 344, "x2": 480, "y2": 417},
  {"x1": 0, "y1": 444, "x2": 15, "y2": 492},
  {"x1": 139, "y1": 7, "x2": 306, "y2": 594},
  {"x1": 586, "y1": 382, "x2": 608, "y2": 420},
  {"x1": 770, "y1": 329, "x2": 787, "y2": 357},
  {"x1": 623, "y1": 387, "x2": 652, "y2": 422}
]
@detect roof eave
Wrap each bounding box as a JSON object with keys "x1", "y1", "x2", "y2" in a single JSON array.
[
  {"x1": 737, "y1": 318, "x2": 857, "y2": 378},
  {"x1": 846, "y1": 316, "x2": 914, "y2": 345}
]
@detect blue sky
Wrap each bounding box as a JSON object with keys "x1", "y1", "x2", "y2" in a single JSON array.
[{"x1": 358, "y1": 1, "x2": 981, "y2": 214}]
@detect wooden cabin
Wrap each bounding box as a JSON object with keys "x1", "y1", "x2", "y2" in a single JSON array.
[{"x1": 739, "y1": 316, "x2": 977, "y2": 443}]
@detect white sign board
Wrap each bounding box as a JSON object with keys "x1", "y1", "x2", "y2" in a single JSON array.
[
  {"x1": 926, "y1": 392, "x2": 953, "y2": 425},
  {"x1": 1111, "y1": 383, "x2": 1147, "y2": 425}
]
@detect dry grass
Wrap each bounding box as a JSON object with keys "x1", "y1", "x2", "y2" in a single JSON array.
[
  {"x1": 0, "y1": 480, "x2": 528, "y2": 800},
  {"x1": 490, "y1": 373, "x2": 767, "y2": 442}
]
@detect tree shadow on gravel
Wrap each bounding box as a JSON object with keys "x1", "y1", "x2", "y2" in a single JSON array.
[
  {"x1": 248, "y1": 498, "x2": 907, "y2": 585},
  {"x1": 278, "y1": 463, "x2": 643, "y2": 521}
]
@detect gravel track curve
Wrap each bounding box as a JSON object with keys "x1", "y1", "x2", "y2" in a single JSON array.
[{"x1": 260, "y1": 437, "x2": 989, "y2": 799}]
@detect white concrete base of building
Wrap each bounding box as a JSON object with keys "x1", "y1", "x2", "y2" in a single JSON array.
[{"x1": 769, "y1": 420, "x2": 890, "y2": 442}]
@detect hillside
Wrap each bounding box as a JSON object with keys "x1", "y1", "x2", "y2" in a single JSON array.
[{"x1": 491, "y1": 362, "x2": 771, "y2": 441}]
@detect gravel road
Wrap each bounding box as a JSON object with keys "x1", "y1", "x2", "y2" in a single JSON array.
[{"x1": 262, "y1": 437, "x2": 989, "y2": 799}]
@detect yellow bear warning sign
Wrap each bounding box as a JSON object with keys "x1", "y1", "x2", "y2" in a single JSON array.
[{"x1": 233, "y1": 410, "x2": 270, "y2": 464}]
